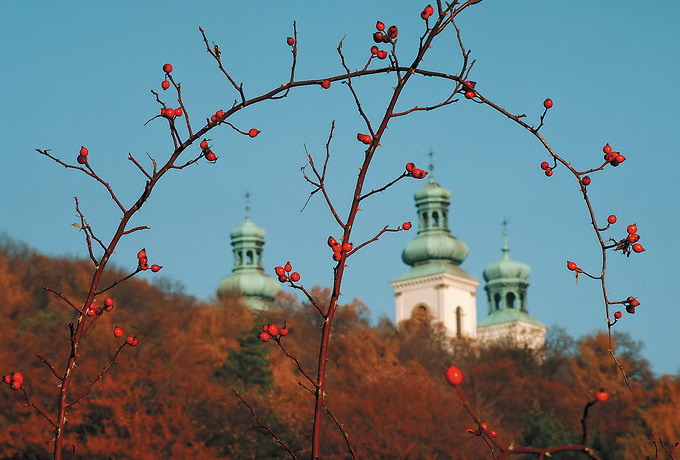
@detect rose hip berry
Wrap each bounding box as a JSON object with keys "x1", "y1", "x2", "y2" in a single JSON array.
[
  {"x1": 114, "y1": 326, "x2": 124, "y2": 338},
  {"x1": 627, "y1": 224, "x2": 637, "y2": 234},
  {"x1": 403, "y1": 222, "x2": 412, "y2": 230},
  {"x1": 259, "y1": 331, "x2": 270, "y2": 342},
  {"x1": 543, "y1": 98, "x2": 553, "y2": 109},
  {"x1": 614, "y1": 311, "x2": 622, "y2": 319},
  {"x1": 321, "y1": 79, "x2": 331, "y2": 89},
  {"x1": 603, "y1": 143, "x2": 613, "y2": 154},
  {"x1": 280, "y1": 325, "x2": 289, "y2": 336},
  {"x1": 445, "y1": 365, "x2": 463, "y2": 386},
  {"x1": 161, "y1": 80, "x2": 170, "y2": 90},
  {"x1": 567, "y1": 261, "x2": 578, "y2": 271},
  {"x1": 607, "y1": 215, "x2": 617, "y2": 224},
  {"x1": 582, "y1": 176, "x2": 591, "y2": 186},
  {"x1": 267, "y1": 324, "x2": 278, "y2": 336},
  {"x1": 248, "y1": 128, "x2": 260, "y2": 138},
  {"x1": 377, "y1": 50, "x2": 388, "y2": 60},
  {"x1": 540, "y1": 161, "x2": 550, "y2": 170},
  {"x1": 80, "y1": 146, "x2": 89, "y2": 156},
  {"x1": 290, "y1": 272, "x2": 301, "y2": 282},
  {"x1": 594, "y1": 389, "x2": 609, "y2": 403},
  {"x1": 387, "y1": 25, "x2": 398, "y2": 38},
  {"x1": 163, "y1": 63, "x2": 173, "y2": 73},
  {"x1": 376, "y1": 21, "x2": 385, "y2": 31},
  {"x1": 286, "y1": 36, "x2": 295, "y2": 46},
  {"x1": 151, "y1": 264, "x2": 162, "y2": 272}
]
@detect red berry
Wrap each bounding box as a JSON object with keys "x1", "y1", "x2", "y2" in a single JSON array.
[
  {"x1": 175, "y1": 108, "x2": 183, "y2": 117},
  {"x1": 80, "y1": 146, "x2": 89, "y2": 156},
  {"x1": 629, "y1": 298, "x2": 640, "y2": 307},
  {"x1": 284, "y1": 262, "x2": 292, "y2": 272},
  {"x1": 406, "y1": 162, "x2": 416, "y2": 172},
  {"x1": 543, "y1": 98, "x2": 553, "y2": 109},
  {"x1": 267, "y1": 324, "x2": 278, "y2": 336},
  {"x1": 626, "y1": 305, "x2": 636, "y2": 314},
  {"x1": 582, "y1": 176, "x2": 591, "y2": 186},
  {"x1": 403, "y1": 222, "x2": 412, "y2": 230},
  {"x1": 77, "y1": 154, "x2": 87, "y2": 164},
  {"x1": 205, "y1": 151, "x2": 217, "y2": 162},
  {"x1": 342, "y1": 242, "x2": 353, "y2": 252},
  {"x1": 321, "y1": 79, "x2": 331, "y2": 89},
  {"x1": 566, "y1": 261, "x2": 577, "y2": 271},
  {"x1": 165, "y1": 108, "x2": 175, "y2": 118},
  {"x1": 594, "y1": 389, "x2": 609, "y2": 403},
  {"x1": 615, "y1": 154, "x2": 626, "y2": 163},
  {"x1": 114, "y1": 326, "x2": 124, "y2": 338},
  {"x1": 603, "y1": 144, "x2": 612, "y2": 154},
  {"x1": 412, "y1": 169, "x2": 428, "y2": 179},
  {"x1": 161, "y1": 80, "x2": 170, "y2": 90},
  {"x1": 445, "y1": 365, "x2": 463, "y2": 386},
  {"x1": 327, "y1": 236, "x2": 337, "y2": 247},
  {"x1": 290, "y1": 272, "x2": 301, "y2": 282},
  {"x1": 137, "y1": 250, "x2": 147, "y2": 260},
  {"x1": 11, "y1": 372, "x2": 23, "y2": 385},
  {"x1": 87, "y1": 307, "x2": 95, "y2": 317},
  {"x1": 464, "y1": 91, "x2": 475, "y2": 99},
  {"x1": 286, "y1": 36, "x2": 295, "y2": 46},
  {"x1": 373, "y1": 32, "x2": 384, "y2": 43},
  {"x1": 332, "y1": 242, "x2": 342, "y2": 253},
  {"x1": 259, "y1": 331, "x2": 270, "y2": 342},
  {"x1": 425, "y1": 5, "x2": 435, "y2": 15},
  {"x1": 377, "y1": 50, "x2": 387, "y2": 60},
  {"x1": 627, "y1": 224, "x2": 637, "y2": 234},
  {"x1": 545, "y1": 169, "x2": 553, "y2": 177},
  {"x1": 540, "y1": 161, "x2": 550, "y2": 170},
  {"x1": 627, "y1": 233, "x2": 640, "y2": 243},
  {"x1": 275, "y1": 266, "x2": 286, "y2": 276},
  {"x1": 332, "y1": 252, "x2": 342, "y2": 261},
  {"x1": 370, "y1": 45, "x2": 379, "y2": 55},
  {"x1": 163, "y1": 63, "x2": 173, "y2": 73},
  {"x1": 151, "y1": 264, "x2": 162, "y2": 272},
  {"x1": 376, "y1": 21, "x2": 385, "y2": 31},
  {"x1": 614, "y1": 311, "x2": 622, "y2": 319},
  {"x1": 278, "y1": 275, "x2": 288, "y2": 283},
  {"x1": 211, "y1": 115, "x2": 218, "y2": 122},
  {"x1": 489, "y1": 430, "x2": 498, "y2": 438},
  {"x1": 126, "y1": 336, "x2": 136, "y2": 345},
  {"x1": 280, "y1": 326, "x2": 289, "y2": 336},
  {"x1": 480, "y1": 422, "x2": 488, "y2": 431},
  {"x1": 387, "y1": 25, "x2": 398, "y2": 38},
  {"x1": 200, "y1": 140, "x2": 209, "y2": 150},
  {"x1": 140, "y1": 259, "x2": 149, "y2": 270},
  {"x1": 11, "y1": 381, "x2": 21, "y2": 390},
  {"x1": 357, "y1": 133, "x2": 372, "y2": 144},
  {"x1": 248, "y1": 128, "x2": 260, "y2": 138},
  {"x1": 607, "y1": 215, "x2": 617, "y2": 224},
  {"x1": 3, "y1": 375, "x2": 11, "y2": 384},
  {"x1": 215, "y1": 109, "x2": 224, "y2": 118},
  {"x1": 104, "y1": 297, "x2": 114, "y2": 307}
]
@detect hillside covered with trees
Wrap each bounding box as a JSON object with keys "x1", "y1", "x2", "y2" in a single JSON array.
[{"x1": 1, "y1": 238, "x2": 677, "y2": 459}]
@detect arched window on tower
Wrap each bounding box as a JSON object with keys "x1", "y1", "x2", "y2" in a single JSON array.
[
  {"x1": 442, "y1": 211, "x2": 448, "y2": 228},
  {"x1": 494, "y1": 293, "x2": 501, "y2": 310},
  {"x1": 455, "y1": 306, "x2": 463, "y2": 337},
  {"x1": 432, "y1": 211, "x2": 440, "y2": 227},
  {"x1": 520, "y1": 293, "x2": 525, "y2": 311},
  {"x1": 237, "y1": 251, "x2": 243, "y2": 267},
  {"x1": 507, "y1": 292, "x2": 516, "y2": 309},
  {"x1": 256, "y1": 250, "x2": 262, "y2": 266},
  {"x1": 421, "y1": 212, "x2": 428, "y2": 229},
  {"x1": 246, "y1": 250, "x2": 253, "y2": 265}
]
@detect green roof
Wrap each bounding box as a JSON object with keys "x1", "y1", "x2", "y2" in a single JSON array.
[
  {"x1": 477, "y1": 308, "x2": 546, "y2": 329},
  {"x1": 391, "y1": 261, "x2": 478, "y2": 284}
]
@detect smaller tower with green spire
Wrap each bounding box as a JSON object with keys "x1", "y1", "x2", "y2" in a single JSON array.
[
  {"x1": 217, "y1": 197, "x2": 280, "y2": 310},
  {"x1": 477, "y1": 226, "x2": 546, "y2": 349}
]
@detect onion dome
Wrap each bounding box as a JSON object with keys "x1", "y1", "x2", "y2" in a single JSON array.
[{"x1": 483, "y1": 231, "x2": 530, "y2": 282}]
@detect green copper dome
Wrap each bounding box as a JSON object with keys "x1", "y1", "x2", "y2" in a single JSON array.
[
  {"x1": 218, "y1": 203, "x2": 280, "y2": 310},
  {"x1": 483, "y1": 232, "x2": 530, "y2": 282},
  {"x1": 401, "y1": 176, "x2": 469, "y2": 267}
]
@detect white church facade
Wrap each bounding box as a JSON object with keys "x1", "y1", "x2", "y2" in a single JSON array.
[{"x1": 390, "y1": 169, "x2": 546, "y2": 349}]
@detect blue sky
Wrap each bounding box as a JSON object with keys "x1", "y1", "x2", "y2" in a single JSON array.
[{"x1": 1, "y1": 1, "x2": 679, "y2": 375}]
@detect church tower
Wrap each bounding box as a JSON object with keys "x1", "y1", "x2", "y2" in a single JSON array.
[
  {"x1": 391, "y1": 166, "x2": 479, "y2": 338},
  {"x1": 477, "y1": 230, "x2": 546, "y2": 349},
  {"x1": 217, "y1": 201, "x2": 280, "y2": 310}
]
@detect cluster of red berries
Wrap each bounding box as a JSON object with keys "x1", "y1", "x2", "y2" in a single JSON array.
[
  {"x1": 616, "y1": 223, "x2": 644, "y2": 255},
  {"x1": 357, "y1": 133, "x2": 373, "y2": 145},
  {"x1": 87, "y1": 296, "x2": 115, "y2": 317},
  {"x1": 328, "y1": 236, "x2": 353, "y2": 261},
  {"x1": 2, "y1": 372, "x2": 23, "y2": 390},
  {"x1": 275, "y1": 262, "x2": 300, "y2": 283},
  {"x1": 161, "y1": 107, "x2": 183, "y2": 120},
  {"x1": 543, "y1": 98, "x2": 553, "y2": 109},
  {"x1": 405, "y1": 162, "x2": 428, "y2": 179},
  {"x1": 467, "y1": 421, "x2": 498, "y2": 439},
  {"x1": 421, "y1": 4, "x2": 435, "y2": 19},
  {"x1": 259, "y1": 322, "x2": 289, "y2": 342},
  {"x1": 200, "y1": 139, "x2": 217, "y2": 162},
  {"x1": 112, "y1": 325, "x2": 139, "y2": 346},
  {"x1": 594, "y1": 388, "x2": 609, "y2": 403},
  {"x1": 540, "y1": 160, "x2": 554, "y2": 177},
  {"x1": 462, "y1": 80, "x2": 477, "y2": 100},
  {"x1": 603, "y1": 143, "x2": 626, "y2": 167},
  {"x1": 370, "y1": 21, "x2": 397, "y2": 59},
  {"x1": 624, "y1": 296, "x2": 641, "y2": 314},
  {"x1": 161, "y1": 63, "x2": 173, "y2": 90},
  {"x1": 137, "y1": 249, "x2": 161, "y2": 272},
  {"x1": 210, "y1": 109, "x2": 224, "y2": 124},
  {"x1": 76, "y1": 146, "x2": 89, "y2": 164}
]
